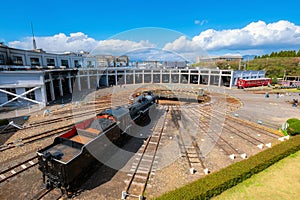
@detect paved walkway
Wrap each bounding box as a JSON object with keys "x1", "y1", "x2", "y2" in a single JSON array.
[{"x1": 227, "y1": 88, "x2": 300, "y2": 129}]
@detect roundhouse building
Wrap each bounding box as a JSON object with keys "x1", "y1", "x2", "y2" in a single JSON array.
[{"x1": 1, "y1": 44, "x2": 264, "y2": 111}]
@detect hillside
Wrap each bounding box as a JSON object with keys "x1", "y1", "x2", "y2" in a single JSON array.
[{"x1": 192, "y1": 57, "x2": 300, "y2": 78}]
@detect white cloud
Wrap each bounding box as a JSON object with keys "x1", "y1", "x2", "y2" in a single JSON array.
[
  {"x1": 6, "y1": 20, "x2": 300, "y2": 62},
  {"x1": 164, "y1": 36, "x2": 202, "y2": 52},
  {"x1": 9, "y1": 32, "x2": 98, "y2": 53},
  {"x1": 193, "y1": 20, "x2": 300, "y2": 50},
  {"x1": 8, "y1": 32, "x2": 156, "y2": 55},
  {"x1": 126, "y1": 48, "x2": 187, "y2": 61},
  {"x1": 92, "y1": 39, "x2": 156, "y2": 55},
  {"x1": 194, "y1": 20, "x2": 200, "y2": 25},
  {"x1": 195, "y1": 19, "x2": 208, "y2": 26},
  {"x1": 163, "y1": 36, "x2": 208, "y2": 61},
  {"x1": 163, "y1": 20, "x2": 300, "y2": 59}
]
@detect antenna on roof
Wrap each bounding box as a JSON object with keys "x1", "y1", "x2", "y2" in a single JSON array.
[{"x1": 31, "y1": 22, "x2": 37, "y2": 50}]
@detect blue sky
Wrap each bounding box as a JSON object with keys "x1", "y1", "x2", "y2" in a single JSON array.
[{"x1": 1, "y1": 0, "x2": 300, "y2": 60}]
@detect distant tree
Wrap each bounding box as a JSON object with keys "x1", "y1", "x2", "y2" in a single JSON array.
[
  {"x1": 261, "y1": 54, "x2": 268, "y2": 58},
  {"x1": 263, "y1": 50, "x2": 300, "y2": 58},
  {"x1": 272, "y1": 77, "x2": 278, "y2": 84}
]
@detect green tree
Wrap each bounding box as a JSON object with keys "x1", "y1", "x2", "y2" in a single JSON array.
[{"x1": 272, "y1": 77, "x2": 278, "y2": 84}]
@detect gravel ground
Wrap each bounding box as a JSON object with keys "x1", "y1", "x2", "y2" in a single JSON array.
[{"x1": 0, "y1": 85, "x2": 297, "y2": 200}]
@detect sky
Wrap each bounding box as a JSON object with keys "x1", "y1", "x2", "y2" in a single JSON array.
[{"x1": 1, "y1": 0, "x2": 300, "y2": 61}]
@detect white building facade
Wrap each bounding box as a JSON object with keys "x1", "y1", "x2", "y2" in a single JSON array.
[{"x1": 0, "y1": 44, "x2": 238, "y2": 111}]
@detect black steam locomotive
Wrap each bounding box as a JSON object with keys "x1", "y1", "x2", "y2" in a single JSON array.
[{"x1": 37, "y1": 91, "x2": 157, "y2": 194}]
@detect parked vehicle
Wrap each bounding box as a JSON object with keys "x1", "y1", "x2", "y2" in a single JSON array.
[{"x1": 236, "y1": 78, "x2": 272, "y2": 89}]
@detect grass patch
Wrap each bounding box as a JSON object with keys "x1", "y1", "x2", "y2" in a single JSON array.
[{"x1": 214, "y1": 151, "x2": 300, "y2": 200}]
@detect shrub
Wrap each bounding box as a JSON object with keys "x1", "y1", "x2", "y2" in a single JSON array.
[
  {"x1": 287, "y1": 118, "x2": 300, "y2": 124},
  {"x1": 287, "y1": 118, "x2": 300, "y2": 136}
]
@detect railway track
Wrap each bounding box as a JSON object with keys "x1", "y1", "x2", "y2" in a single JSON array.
[
  {"x1": 1, "y1": 89, "x2": 152, "y2": 152},
  {"x1": 0, "y1": 156, "x2": 38, "y2": 184},
  {"x1": 28, "y1": 105, "x2": 110, "y2": 127},
  {"x1": 0, "y1": 103, "x2": 114, "y2": 148},
  {"x1": 31, "y1": 188, "x2": 62, "y2": 200},
  {"x1": 122, "y1": 107, "x2": 168, "y2": 200},
  {"x1": 1, "y1": 103, "x2": 126, "y2": 151},
  {"x1": 201, "y1": 104, "x2": 272, "y2": 137},
  {"x1": 207, "y1": 93, "x2": 281, "y2": 135},
  {"x1": 187, "y1": 104, "x2": 279, "y2": 160},
  {"x1": 45, "y1": 93, "x2": 112, "y2": 115},
  {"x1": 193, "y1": 107, "x2": 266, "y2": 149},
  {"x1": 170, "y1": 106, "x2": 208, "y2": 175},
  {"x1": 50, "y1": 101, "x2": 111, "y2": 116},
  {"x1": 228, "y1": 112, "x2": 281, "y2": 133},
  {"x1": 198, "y1": 105, "x2": 279, "y2": 141},
  {"x1": 32, "y1": 188, "x2": 53, "y2": 200},
  {"x1": 28, "y1": 99, "x2": 127, "y2": 128},
  {"x1": 181, "y1": 107, "x2": 241, "y2": 160},
  {"x1": 0, "y1": 127, "x2": 18, "y2": 135},
  {"x1": 0, "y1": 125, "x2": 73, "y2": 152}
]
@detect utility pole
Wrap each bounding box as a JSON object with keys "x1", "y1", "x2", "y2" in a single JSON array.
[{"x1": 31, "y1": 22, "x2": 37, "y2": 50}]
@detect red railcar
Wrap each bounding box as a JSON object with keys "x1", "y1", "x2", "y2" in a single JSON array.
[{"x1": 236, "y1": 78, "x2": 272, "y2": 89}]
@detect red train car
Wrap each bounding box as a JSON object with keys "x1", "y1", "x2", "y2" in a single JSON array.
[{"x1": 236, "y1": 78, "x2": 272, "y2": 89}]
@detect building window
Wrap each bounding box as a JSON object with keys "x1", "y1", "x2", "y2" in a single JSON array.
[
  {"x1": 61, "y1": 59, "x2": 69, "y2": 68},
  {"x1": 74, "y1": 60, "x2": 81, "y2": 68},
  {"x1": 25, "y1": 88, "x2": 36, "y2": 100},
  {"x1": 87, "y1": 61, "x2": 94, "y2": 68},
  {"x1": 6, "y1": 88, "x2": 16, "y2": 101},
  {"x1": 46, "y1": 58, "x2": 55, "y2": 66},
  {"x1": 0, "y1": 54, "x2": 5, "y2": 65},
  {"x1": 30, "y1": 57, "x2": 40, "y2": 66},
  {"x1": 12, "y1": 56, "x2": 23, "y2": 65}
]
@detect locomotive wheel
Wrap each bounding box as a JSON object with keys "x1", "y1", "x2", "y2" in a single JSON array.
[
  {"x1": 61, "y1": 185, "x2": 72, "y2": 198},
  {"x1": 46, "y1": 181, "x2": 53, "y2": 190}
]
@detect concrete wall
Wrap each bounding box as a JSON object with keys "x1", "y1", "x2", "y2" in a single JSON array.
[
  {"x1": 0, "y1": 71, "x2": 43, "y2": 85},
  {"x1": 0, "y1": 71, "x2": 45, "y2": 106}
]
